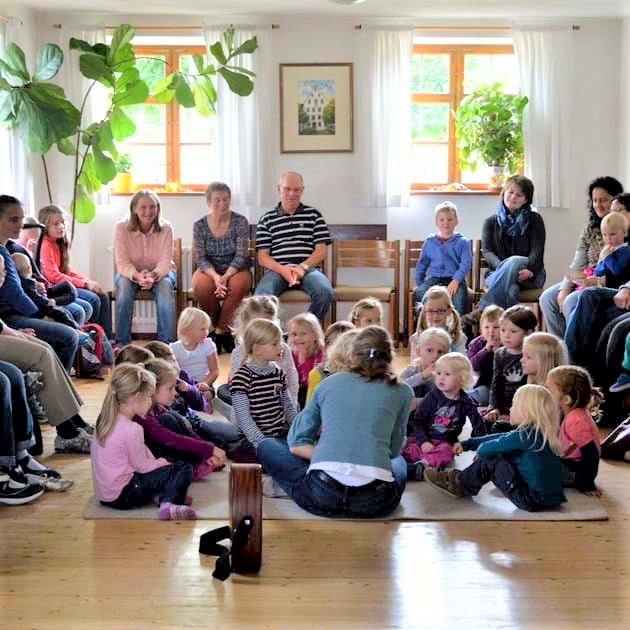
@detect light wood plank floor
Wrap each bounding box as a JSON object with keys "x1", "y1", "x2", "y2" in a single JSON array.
[{"x1": 1, "y1": 351, "x2": 629, "y2": 629}]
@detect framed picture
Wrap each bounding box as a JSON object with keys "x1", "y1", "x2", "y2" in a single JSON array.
[{"x1": 280, "y1": 63, "x2": 354, "y2": 153}]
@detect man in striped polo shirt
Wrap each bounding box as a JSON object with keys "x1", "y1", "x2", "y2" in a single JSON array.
[{"x1": 254, "y1": 171, "x2": 333, "y2": 320}]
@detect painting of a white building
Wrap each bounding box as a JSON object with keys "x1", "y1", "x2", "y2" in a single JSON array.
[{"x1": 298, "y1": 80, "x2": 335, "y2": 135}]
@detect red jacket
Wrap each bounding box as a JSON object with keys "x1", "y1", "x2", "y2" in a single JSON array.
[{"x1": 39, "y1": 235, "x2": 91, "y2": 288}]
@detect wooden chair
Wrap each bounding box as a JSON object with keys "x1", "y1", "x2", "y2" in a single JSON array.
[
  {"x1": 109, "y1": 237, "x2": 184, "y2": 337},
  {"x1": 472, "y1": 238, "x2": 544, "y2": 328},
  {"x1": 331, "y1": 239, "x2": 400, "y2": 342}
]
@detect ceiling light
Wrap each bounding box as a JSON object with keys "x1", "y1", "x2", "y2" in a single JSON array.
[{"x1": 328, "y1": 0, "x2": 368, "y2": 5}]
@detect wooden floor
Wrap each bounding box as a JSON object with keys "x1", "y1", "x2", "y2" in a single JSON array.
[{"x1": 1, "y1": 351, "x2": 630, "y2": 629}]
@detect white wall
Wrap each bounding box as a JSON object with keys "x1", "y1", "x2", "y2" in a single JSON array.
[
  {"x1": 22, "y1": 14, "x2": 626, "y2": 298},
  {"x1": 621, "y1": 18, "x2": 630, "y2": 187}
]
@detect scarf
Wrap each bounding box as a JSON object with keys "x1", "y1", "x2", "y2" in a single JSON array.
[{"x1": 495, "y1": 201, "x2": 531, "y2": 238}]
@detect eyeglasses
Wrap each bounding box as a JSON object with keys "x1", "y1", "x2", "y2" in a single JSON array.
[
  {"x1": 280, "y1": 187, "x2": 303, "y2": 194},
  {"x1": 425, "y1": 308, "x2": 448, "y2": 315}
]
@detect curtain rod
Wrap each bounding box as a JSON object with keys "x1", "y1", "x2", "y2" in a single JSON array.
[
  {"x1": 0, "y1": 15, "x2": 10, "y2": 23},
  {"x1": 354, "y1": 24, "x2": 581, "y2": 31},
  {"x1": 52, "y1": 23, "x2": 280, "y2": 30}
]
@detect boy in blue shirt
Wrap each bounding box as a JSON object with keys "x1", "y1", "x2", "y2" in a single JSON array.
[{"x1": 413, "y1": 201, "x2": 472, "y2": 315}]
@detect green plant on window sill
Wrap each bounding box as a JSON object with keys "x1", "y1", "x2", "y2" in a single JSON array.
[
  {"x1": 454, "y1": 82, "x2": 528, "y2": 175},
  {"x1": 0, "y1": 23, "x2": 257, "y2": 239},
  {"x1": 115, "y1": 152, "x2": 132, "y2": 173}
]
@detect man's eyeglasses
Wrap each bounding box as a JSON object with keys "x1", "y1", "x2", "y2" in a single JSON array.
[{"x1": 281, "y1": 187, "x2": 303, "y2": 194}]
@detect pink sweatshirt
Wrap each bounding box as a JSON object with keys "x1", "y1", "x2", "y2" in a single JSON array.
[
  {"x1": 39, "y1": 235, "x2": 91, "y2": 288},
  {"x1": 90, "y1": 413, "x2": 169, "y2": 502},
  {"x1": 114, "y1": 220, "x2": 173, "y2": 280}
]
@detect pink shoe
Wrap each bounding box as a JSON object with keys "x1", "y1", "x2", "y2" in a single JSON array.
[{"x1": 158, "y1": 502, "x2": 196, "y2": 520}]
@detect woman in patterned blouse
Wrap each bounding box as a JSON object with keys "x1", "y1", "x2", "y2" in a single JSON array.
[{"x1": 192, "y1": 182, "x2": 251, "y2": 353}]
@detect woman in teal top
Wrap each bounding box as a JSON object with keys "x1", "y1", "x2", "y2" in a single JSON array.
[{"x1": 257, "y1": 326, "x2": 413, "y2": 518}]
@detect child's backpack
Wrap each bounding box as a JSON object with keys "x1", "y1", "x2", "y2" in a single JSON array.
[{"x1": 75, "y1": 323, "x2": 107, "y2": 378}]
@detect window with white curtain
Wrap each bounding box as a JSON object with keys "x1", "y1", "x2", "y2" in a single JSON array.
[{"x1": 0, "y1": 23, "x2": 10, "y2": 194}]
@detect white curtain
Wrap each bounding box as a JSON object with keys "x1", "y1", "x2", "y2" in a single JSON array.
[
  {"x1": 512, "y1": 23, "x2": 573, "y2": 209},
  {"x1": 354, "y1": 24, "x2": 413, "y2": 208},
  {"x1": 203, "y1": 23, "x2": 273, "y2": 208},
  {"x1": 0, "y1": 17, "x2": 34, "y2": 210}
]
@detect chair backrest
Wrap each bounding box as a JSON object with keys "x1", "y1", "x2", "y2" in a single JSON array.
[
  {"x1": 472, "y1": 238, "x2": 484, "y2": 293},
  {"x1": 332, "y1": 240, "x2": 400, "y2": 288},
  {"x1": 404, "y1": 239, "x2": 423, "y2": 298}
]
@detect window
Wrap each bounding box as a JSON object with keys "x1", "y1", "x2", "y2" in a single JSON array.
[
  {"x1": 411, "y1": 43, "x2": 517, "y2": 190},
  {"x1": 121, "y1": 45, "x2": 215, "y2": 192}
]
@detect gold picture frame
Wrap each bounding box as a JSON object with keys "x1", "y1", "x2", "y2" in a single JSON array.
[{"x1": 280, "y1": 62, "x2": 354, "y2": 153}]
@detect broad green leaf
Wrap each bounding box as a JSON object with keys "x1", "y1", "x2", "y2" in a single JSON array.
[
  {"x1": 152, "y1": 73, "x2": 175, "y2": 95},
  {"x1": 225, "y1": 64, "x2": 255, "y2": 77},
  {"x1": 115, "y1": 67, "x2": 140, "y2": 91},
  {"x1": 33, "y1": 44, "x2": 64, "y2": 82},
  {"x1": 107, "y1": 24, "x2": 134, "y2": 65},
  {"x1": 110, "y1": 106, "x2": 136, "y2": 141},
  {"x1": 113, "y1": 43, "x2": 136, "y2": 71},
  {"x1": 57, "y1": 137, "x2": 76, "y2": 155},
  {"x1": 94, "y1": 43, "x2": 108, "y2": 58},
  {"x1": 93, "y1": 121, "x2": 118, "y2": 159},
  {"x1": 209, "y1": 41, "x2": 227, "y2": 65},
  {"x1": 112, "y1": 79, "x2": 149, "y2": 107},
  {"x1": 218, "y1": 67, "x2": 253, "y2": 96},
  {"x1": 223, "y1": 26, "x2": 235, "y2": 52},
  {"x1": 233, "y1": 37, "x2": 258, "y2": 56},
  {"x1": 192, "y1": 53, "x2": 205, "y2": 74},
  {"x1": 93, "y1": 144, "x2": 117, "y2": 183},
  {"x1": 202, "y1": 63, "x2": 216, "y2": 75},
  {"x1": 82, "y1": 122, "x2": 99, "y2": 146},
  {"x1": 78, "y1": 152, "x2": 101, "y2": 193},
  {"x1": 193, "y1": 80, "x2": 212, "y2": 117},
  {"x1": 39, "y1": 82, "x2": 66, "y2": 99},
  {"x1": 175, "y1": 77, "x2": 195, "y2": 108},
  {"x1": 2, "y1": 44, "x2": 30, "y2": 82},
  {"x1": 198, "y1": 76, "x2": 216, "y2": 113},
  {"x1": 152, "y1": 74, "x2": 176, "y2": 103},
  {"x1": 79, "y1": 53, "x2": 109, "y2": 80},
  {"x1": 152, "y1": 88, "x2": 175, "y2": 104},
  {"x1": 69, "y1": 38, "x2": 97, "y2": 54},
  {"x1": 70, "y1": 185, "x2": 96, "y2": 223},
  {"x1": 0, "y1": 91, "x2": 14, "y2": 120}
]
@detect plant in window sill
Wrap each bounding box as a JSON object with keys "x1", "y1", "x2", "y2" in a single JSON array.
[
  {"x1": 112, "y1": 152, "x2": 133, "y2": 193},
  {"x1": 0, "y1": 24, "x2": 257, "y2": 240},
  {"x1": 454, "y1": 82, "x2": 528, "y2": 192}
]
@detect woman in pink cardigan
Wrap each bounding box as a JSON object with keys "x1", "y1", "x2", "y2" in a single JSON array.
[
  {"x1": 38, "y1": 205, "x2": 112, "y2": 338},
  {"x1": 113, "y1": 190, "x2": 176, "y2": 346}
]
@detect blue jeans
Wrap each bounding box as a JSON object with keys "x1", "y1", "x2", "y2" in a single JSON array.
[
  {"x1": 414, "y1": 277, "x2": 469, "y2": 315},
  {"x1": 3, "y1": 315, "x2": 79, "y2": 372},
  {"x1": 564, "y1": 287, "x2": 625, "y2": 368},
  {"x1": 539, "y1": 282, "x2": 581, "y2": 338},
  {"x1": 257, "y1": 438, "x2": 407, "y2": 518},
  {"x1": 0, "y1": 361, "x2": 35, "y2": 467},
  {"x1": 77, "y1": 288, "x2": 112, "y2": 338},
  {"x1": 65, "y1": 301, "x2": 87, "y2": 325},
  {"x1": 114, "y1": 271, "x2": 176, "y2": 345},
  {"x1": 254, "y1": 268, "x2": 333, "y2": 321},
  {"x1": 478, "y1": 255, "x2": 545, "y2": 310}
]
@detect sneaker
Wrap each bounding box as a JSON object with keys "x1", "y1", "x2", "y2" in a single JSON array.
[
  {"x1": 609, "y1": 373, "x2": 630, "y2": 393},
  {"x1": 406, "y1": 461, "x2": 425, "y2": 481},
  {"x1": 0, "y1": 465, "x2": 28, "y2": 488},
  {"x1": 17, "y1": 456, "x2": 61, "y2": 485},
  {"x1": 54, "y1": 429, "x2": 92, "y2": 454},
  {"x1": 262, "y1": 476, "x2": 288, "y2": 498},
  {"x1": 424, "y1": 468, "x2": 466, "y2": 498},
  {"x1": 0, "y1": 479, "x2": 45, "y2": 505},
  {"x1": 79, "y1": 423, "x2": 95, "y2": 435}
]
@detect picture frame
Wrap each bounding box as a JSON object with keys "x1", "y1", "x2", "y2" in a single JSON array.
[{"x1": 279, "y1": 63, "x2": 354, "y2": 153}]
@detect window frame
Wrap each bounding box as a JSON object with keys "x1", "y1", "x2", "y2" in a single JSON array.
[
  {"x1": 411, "y1": 43, "x2": 515, "y2": 192},
  {"x1": 127, "y1": 44, "x2": 213, "y2": 192}
]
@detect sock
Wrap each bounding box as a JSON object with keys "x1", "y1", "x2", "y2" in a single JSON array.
[
  {"x1": 71, "y1": 414, "x2": 88, "y2": 430},
  {"x1": 158, "y1": 502, "x2": 196, "y2": 521},
  {"x1": 56, "y1": 419, "x2": 80, "y2": 439},
  {"x1": 16, "y1": 448, "x2": 29, "y2": 460},
  {"x1": 17, "y1": 454, "x2": 53, "y2": 473}
]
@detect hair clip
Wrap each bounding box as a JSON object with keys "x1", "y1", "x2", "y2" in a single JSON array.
[{"x1": 368, "y1": 348, "x2": 376, "y2": 359}]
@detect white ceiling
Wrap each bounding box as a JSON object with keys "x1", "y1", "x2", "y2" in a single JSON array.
[{"x1": 15, "y1": 0, "x2": 630, "y2": 18}]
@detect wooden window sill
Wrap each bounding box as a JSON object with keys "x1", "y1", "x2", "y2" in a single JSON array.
[
  {"x1": 411, "y1": 189, "x2": 497, "y2": 196},
  {"x1": 110, "y1": 192, "x2": 205, "y2": 197}
]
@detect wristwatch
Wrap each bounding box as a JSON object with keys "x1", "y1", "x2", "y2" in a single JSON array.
[{"x1": 299, "y1": 262, "x2": 310, "y2": 272}]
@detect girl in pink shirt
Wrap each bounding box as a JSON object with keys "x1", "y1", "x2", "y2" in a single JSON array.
[
  {"x1": 546, "y1": 365, "x2": 602, "y2": 496},
  {"x1": 91, "y1": 363, "x2": 196, "y2": 520},
  {"x1": 38, "y1": 205, "x2": 112, "y2": 339},
  {"x1": 288, "y1": 313, "x2": 324, "y2": 409}
]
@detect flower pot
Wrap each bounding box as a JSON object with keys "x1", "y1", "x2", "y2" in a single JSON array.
[
  {"x1": 112, "y1": 172, "x2": 133, "y2": 194},
  {"x1": 488, "y1": 165, "x2": 508, "y2": 193}
]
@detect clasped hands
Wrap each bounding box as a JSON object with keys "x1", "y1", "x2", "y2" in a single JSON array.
[
  {"x1": 279, "y1": 265, "x2": 305, "y2": 287},
  {"x1": 134, "y1": 269, "x2": 159, "y2": 290}
]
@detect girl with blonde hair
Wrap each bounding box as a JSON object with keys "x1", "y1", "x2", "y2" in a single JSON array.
[
  {"x1": 349, "y1": 297, "x2": 383, "y2": 328},
  {"x1": 91, "y1": 363, "x2": 196, "y2": 520},
  {"x1": 288, "y1": 312, "x2": 325, "y2": 408},
  {"x1": 521, "y1": 332, "x2": 566, "y2": 386},
  {"x1": 426, "y1": 384, "x2": 566, "y2": 511}
]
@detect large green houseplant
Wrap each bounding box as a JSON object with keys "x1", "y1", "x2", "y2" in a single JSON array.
[
  {"x1": 454, "y1": 82, "x2": 528, "y2": 190},
  {"x1": 0, "y1": 24, "x2": 257, "y2": 237}
]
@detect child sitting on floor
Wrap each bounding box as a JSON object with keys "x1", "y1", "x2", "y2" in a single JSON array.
[
  {"x1": 521, "y1": 332, "x2": 566, "y2": 386},
  {"x1": 288, "y1": 312, "x2": 325, "y2": 409},
  {"x1": 350, "y1": 297, "x2": 383, "y2": 328},
  {"x1": 546, "y1": 366, "x2": 602, "y2": 495},
  {"x1": 426, "y1": 384, "x2": 566, "y2": 512},
  {"x1": 91, "y1": 363, "x2": 196, "y2": 520},
  {"x1": 403, "y1": 353, "x2": 486, "y2": 481}
]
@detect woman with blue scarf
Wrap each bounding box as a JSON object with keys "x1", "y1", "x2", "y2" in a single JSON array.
[{"x1": 469, "y1": 175, "x2": 546, "y2": 318}]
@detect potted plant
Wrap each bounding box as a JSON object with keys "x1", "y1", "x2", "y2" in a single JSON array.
[
  {"x1": 112, "y1": 152, "x2": 133, "y2": 193},
  {"x1": 454, "y1": 82, "x2": 528, "y2": 191}
]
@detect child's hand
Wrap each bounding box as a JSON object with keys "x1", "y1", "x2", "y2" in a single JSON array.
[
  {"x1": 209, "y1": 447, "x2": 227, "y2": 468},
  {"x1": 421, "y1": 365, "x2": 434, "y2": 380},
  {"x1": 176, "y1": 380, "x2": 189, "y2": 393},
  {"x1": 484, "y1": 409, "x2": 499, "y2": 422},
  {"x1": 452, "y1": 442, "x2": 463, "y2": 456},
  {"x1": 47, "y1": 298, "x2": 56, "y2": 306},
  {"x1": 421, "y1": 441, "x2": 434, "y2": 453},
  {"x1": 197, "y1": 382, "x2": 210, "y2": 392}
]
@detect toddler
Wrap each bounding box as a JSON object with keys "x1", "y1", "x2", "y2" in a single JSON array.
[
  {"x1": 91, "y1": 363, "x2": 196, "y2": 520},
  {"x1": 485, "y1": 305, "x2": 537, "y2": 432},
  {"x1": 413, "y1": 201, "x2": 472, "y2": 315},
  {"x1": 521, "y1": 332, "x2": 566, "y2": 386},
  {"x1": 409, "y1": 286, "x2": 467, "y2": 356},
  {"x1": 288, "y1": 312, "x2": 325, "y2": 409},
  {"x1": 547, "y1": 366, "x2": 602, "y2": 495},
  {"x1": 403, "y1": 353, "x2": 486, "y2": 481},
  {"x1": 231, "y1": 318, "x2": 298, "y2": 451},
  {"x1": 350, "y1": 297, "x2": 383, "y2": 328},
  {"x1": 593, "y1": 212, "x2": 630, "y2": 287},
  {"x1": 426, "y1": 384, "x2": 566, "y2": 512},
  {"x1": 114, "y1": 344, "x2": 154, "y2": 366},
  {"x1": 611, "y1": 192, "x2": 630, "y2": 222}
]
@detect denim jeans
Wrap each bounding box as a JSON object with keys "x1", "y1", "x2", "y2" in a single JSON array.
[
  {"x1": 189, "y1": 416, "x2": 240, "y2": 449},
  {"x1": 101, "y1": 461, "x2": 193, "y2": 509},
  {"x1": 3, "y1": 315, "x2": 79, "y2": 372},
  {"x1": 64, "y1": 301, "x2": 87, "y2": 325},
  {"x1": 478, "y1": 255, "x2": 545, "y2": 310},
  {"x1": 257, "y1": 438, "x2": 407, "y2": 518},
  {"x1": 77, "y1": 288, "x2": 112, "y2": 339},
  {"x1": 114, "y1": 270, "x2": 176, "y2": 345},
  {"x1": 539, "y1": 282, "x2": 581, "y2": 338},
  {"x1": 0, "y1": 360, "x2": 35, "y2": 467},
  {"x1": 254, "y1": 268, "x2": 333, "y2": 321},
  {"x1": 414, "y1": 277, "x2": 469, "y2": 315},
  {"x1": 564, "y1": 287, "x2": 624, "y2": 368}
]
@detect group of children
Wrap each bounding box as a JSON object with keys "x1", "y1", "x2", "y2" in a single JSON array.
[{"x1": 89, "y1": 275, "x2": 603, "y2": 519}]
